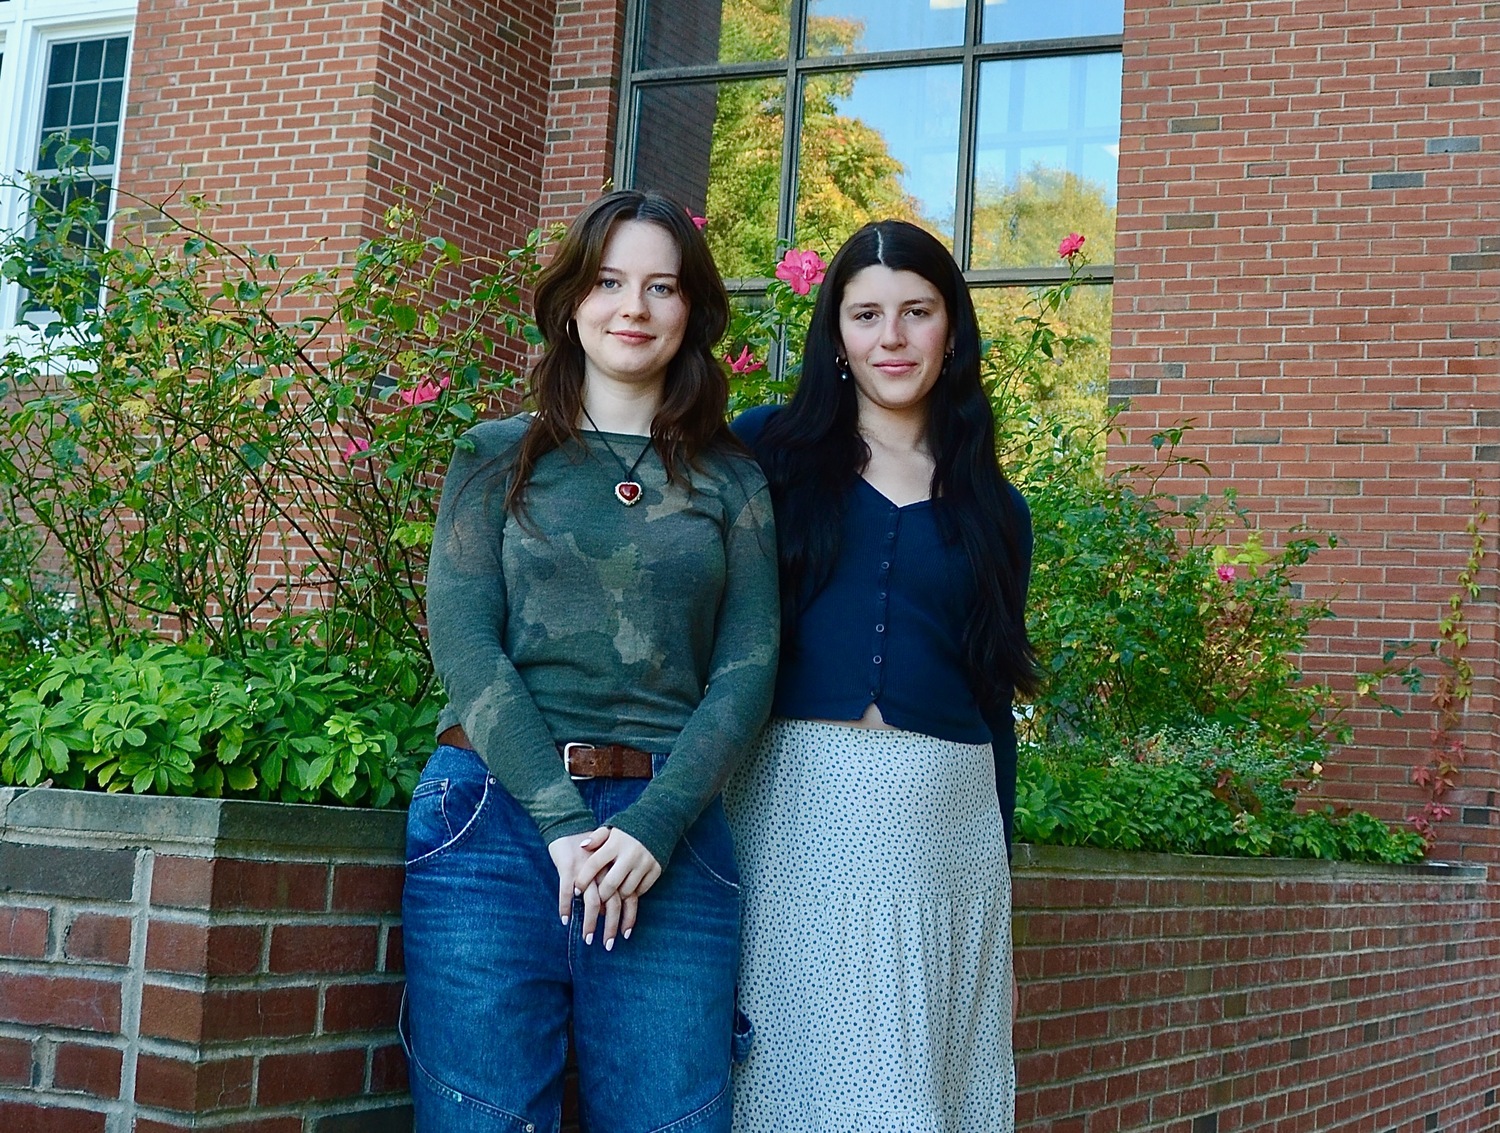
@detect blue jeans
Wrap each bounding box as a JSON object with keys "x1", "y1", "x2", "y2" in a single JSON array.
[{"x1": 401, "y1": 745, "x2": 742, "y2": 1133}]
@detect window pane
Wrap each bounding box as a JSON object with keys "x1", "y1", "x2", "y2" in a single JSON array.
[
  {"x1": 981, "y1": 0, "x2": 1124, "y2": 43},
  {"x1": 50, "y1": 42, "x2": 77, "y2": 83},
  {"x1": 99, "y1": 80, "x2": 124, "y2": 127},
  {"x1": 796, "y1": 64, "x2": 960, "y2": 254},
  {"x1": 103, "y1": 36, "x2": 129, "y2": 79},
  {"x1": 637, "y1": 0, "x2": 789, "y2": 69},
  {"x1": 42, "y1": 83, "x2": 71, "y2": 132},
  {"x1": 634, "y1": 79, "x2": 785, "y2": 278},
  {"x1": 975, "y1": 282, "x2": 1111, "y2": 436},
  {"x1": 806, "y1": 0, "x2": 964, "y2": 57},
  {"x1": 969, "y1": 53, "x2": 1120, "y2": 268},
  {"x1": 76, "y1": 38, "x2": 104, "y2": 80}
]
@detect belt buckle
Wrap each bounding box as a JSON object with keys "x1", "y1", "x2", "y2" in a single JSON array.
[{"x1": 563, "y1": 742, "x2": 595, "y2": 781}]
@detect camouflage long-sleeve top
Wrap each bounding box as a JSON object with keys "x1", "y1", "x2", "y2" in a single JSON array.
[{"x1": 426, "y1": 415, "x2": 779, "y2": 866}]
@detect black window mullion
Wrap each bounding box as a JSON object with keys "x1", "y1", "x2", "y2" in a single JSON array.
[
  {"x1": 776, "y1": 0, "x2": 810, "y2": 251},
  {"x1": 612, "y1": 2, "x2": 646, "y2": 191},
  {"x1": 952, "y1": 0, "x2": 984, "y2": 271}
]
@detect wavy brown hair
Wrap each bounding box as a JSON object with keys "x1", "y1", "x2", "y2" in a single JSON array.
[{"x1": 502, "y1": 190, "x2": 733, "y2": 518}]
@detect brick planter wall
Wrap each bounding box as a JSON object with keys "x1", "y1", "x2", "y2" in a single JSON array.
[
  {"x1": 3, "y1": 788, "x2": 1495, "y2": 1132},
  {"x1": 0, "y1": 788, "x2": 407, "y2": 1133},
  {"x1": 1012, "y1": 844, "x2": 1500, "y2": 1133}
]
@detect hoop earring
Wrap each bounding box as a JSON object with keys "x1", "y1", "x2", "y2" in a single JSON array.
[
  {"x1": 567, "y1": 317, "x2": 580, "y2": 344},
  {"x1": 836, "y1": 354, "x2": 850, "y2": 382}
]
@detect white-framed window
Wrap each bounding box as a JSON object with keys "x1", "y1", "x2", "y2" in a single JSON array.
[{"x1": 0, "y1": 0, "x2": 138, "y2": 332}]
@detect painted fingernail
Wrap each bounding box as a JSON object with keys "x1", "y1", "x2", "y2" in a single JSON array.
[
  {"x1": 623, "y1": 928, "x2": 632, "y2": 940},
  {"x1": 605, "y1": 937, "x2": 615, "y2": 952},
  {"x1": 573, "y1": 887, "x2": 581, "y2": 897},
  {"x1": 584, "y1": 932, "x2": 594, "y2": 945},
  {"x1": 561, "y1": 914, "x2": 570, "y2": 927}
]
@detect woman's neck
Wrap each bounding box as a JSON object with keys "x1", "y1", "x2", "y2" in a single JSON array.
[
  {"x1": 579, "y1": 376, "x2": 663, "y2": 436},
  {"x1": 857, "y1": 398, "x2": 930, "y2": 457}
]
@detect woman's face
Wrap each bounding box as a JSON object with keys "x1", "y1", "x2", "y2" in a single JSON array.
[
  {"x1": 573, "y1": 219, "x2": 690, "y2": 395},
  {"x1": 837, "y1": 265, "x2": 951, "y2": 421}
]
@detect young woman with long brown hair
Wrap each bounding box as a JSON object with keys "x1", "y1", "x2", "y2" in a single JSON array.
[{"x1": 401, "y1": 190, "x2": 778, "y2": 1133}]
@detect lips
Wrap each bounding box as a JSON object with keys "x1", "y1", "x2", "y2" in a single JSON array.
[{"x1": 610, "y1": 330, "x2": 653, "y2": 344}]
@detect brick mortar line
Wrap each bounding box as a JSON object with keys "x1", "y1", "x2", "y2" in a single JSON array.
[
  {"x1": 115, "y1": 848, "x2": 152, "y2": 1133},
  {"x1": 132, "y1": 972, "x2": 403, "y2": 993},
  {"x1": 1024, "y1": 1018, "x2": 1500, "y2": 1071},
  {"x1": 1017, "y1": 969, "x2": 1500, "y2": 1006},
  {"x1": 1024, "y1": 1034, "x2": 1500, "y2": 1099},
  {"x1": 132, "y1": 1032, "x2": 397, "y2": 1060}
]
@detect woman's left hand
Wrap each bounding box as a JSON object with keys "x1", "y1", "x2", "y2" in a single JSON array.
[{"x1": 573, "y1": 826, "x2": 663, "y2": 949}]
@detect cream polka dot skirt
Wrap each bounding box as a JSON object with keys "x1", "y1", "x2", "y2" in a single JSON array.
[{"x1": 725, "y1": 718, "x2": 1016, "y2": 1133}]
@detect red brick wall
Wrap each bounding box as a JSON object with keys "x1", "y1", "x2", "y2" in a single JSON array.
[
  {"x1": 119, "y1": 0, "x2": 558, "y2": 259},
  {"x1": 118, "y1": 0, "x2": 385, "y2": 256},
  {"x1": 1109, "y1": 0, "x2": 1500, "y2": 862},
  {"x1": 0, "y1": 789, "x2": 408, "y2": 1131},
  {"x1": 1012, "y1": 845, "x2": 1500, "y2": 1133},
  {"x1": 538, "y1": 0, "x2": 627, "y2": 233}
]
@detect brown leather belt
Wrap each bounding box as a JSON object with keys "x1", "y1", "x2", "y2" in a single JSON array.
[
  {"x1": 437, "y1": 726, "x2": 654, "y2": 780},
  {"x1": 559, "y1": 742, "x2": 655, "y2": 780}
]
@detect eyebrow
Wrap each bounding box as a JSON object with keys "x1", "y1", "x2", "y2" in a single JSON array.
[
  {"x1": 598, "y1": 263, "x2": 679, "y2": 282},
  {"x1": 844, "y1": 297, "x2": 935, "y2": 309}
]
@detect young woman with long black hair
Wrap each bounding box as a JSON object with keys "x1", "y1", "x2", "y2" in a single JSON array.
[
  {"x1": 729, "y1": 219, "x2": 1038, "y2": 1132},
  {"x1": 402, "y1": 190, "x2": 778, "y2": 1133}
]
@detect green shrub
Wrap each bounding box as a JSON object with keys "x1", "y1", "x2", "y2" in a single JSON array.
[
  {"x1": 1016, "y1": 724, "x2": 1425, "y2": 864},
  {"x1": 0, "y1": 526, "x2": 79, "y2": 682},
  {"x1": 0, "y1": 162, "x2": 541, "y2": 696},
  {"x1": 1016, "y1": 421, "x2": 1345, "y2": 749},
  {"x1": 0, "y1": 637, "x2": 432, "y2": 807}
]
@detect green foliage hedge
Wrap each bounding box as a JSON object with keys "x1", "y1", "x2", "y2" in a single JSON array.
[{"x1": 0, "y1": 172, "x2": 1427, "y2": 861}]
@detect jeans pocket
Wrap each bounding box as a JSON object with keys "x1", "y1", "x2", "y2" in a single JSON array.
[
  {"x1": 678, "y1": 796, "x2": 740, "y2": 893},
  {"x1": 405, "y1": 748, "x2": 491, "y2": 867},
  {"x1": 731, "y1": 1005, "x2": 754, "y2": 1064}
]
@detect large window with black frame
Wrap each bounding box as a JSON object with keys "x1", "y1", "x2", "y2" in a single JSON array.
[{"x1": 619, "y1": 0, "x2": 1124, "y2": 429}]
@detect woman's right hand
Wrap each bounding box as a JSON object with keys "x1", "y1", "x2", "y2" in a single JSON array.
[{"x1": 547, "y1": 833, "x2": 625, "y2": 948}]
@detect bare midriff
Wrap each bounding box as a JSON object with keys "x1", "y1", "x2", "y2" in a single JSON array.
[{"x1": 805, "y1": 702, "x2": 895, "y2": 730}]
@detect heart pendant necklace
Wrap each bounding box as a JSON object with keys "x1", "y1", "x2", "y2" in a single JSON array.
[{"x1": 581, "y1": 406, "x2": 652, "y2": 507}]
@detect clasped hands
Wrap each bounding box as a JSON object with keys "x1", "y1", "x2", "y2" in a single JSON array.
[{"x1": 548, "y1": 826, "x2": 662, "y2": 951}]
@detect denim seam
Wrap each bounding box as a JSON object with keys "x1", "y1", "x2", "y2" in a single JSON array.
[
  {"x1": 407, "y1": 1046, "x2": 540, "y2": 1131},
  {"x1": 400, "y1": 988, "x2": 544, "y2": 1131},
  {"x1": 404, "y1": 774, "x2": 492, "y2": 869},
  {"x1": 680, "y1": 836, "x2": 740, "y2": 893},
  {"x1": 644, "y1": 1075, "x2": 730, "y2": 1132}
]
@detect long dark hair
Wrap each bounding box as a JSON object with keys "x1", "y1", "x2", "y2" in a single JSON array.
[
  {"x1": 757, "y1": 220, "x2": 1039, "y2": 703},
  {"x1": 503, "y1": 190, "x2": 733, "y2": 517}
]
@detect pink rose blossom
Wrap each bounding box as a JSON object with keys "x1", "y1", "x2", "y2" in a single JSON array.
[
  {"x1": 343, "y1": 436, "x2": 370, "y2": 461},
  {"x1": 1216, "y1": 564, "x2": 1237, "y2": 583},
  {"x1": 725, "y1": 346, "x2": 763, "y2": 374},
  {"x1": 396, "y1": 375, "x2": 450, "y2": 407},
  {"x1": 690, "y1": 214, "x2": 708, "y2": 230},
  {"x1": 774, "y1": 248, "x2": 827, "y2": 295},
  {"x1": 1057, "y1": 232, "x2": 1086, "y2": 259}
]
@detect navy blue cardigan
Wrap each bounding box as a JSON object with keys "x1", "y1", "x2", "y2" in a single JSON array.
[{"x1": 732, "y1": 404, "x2": 1033, "y2": 849}]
